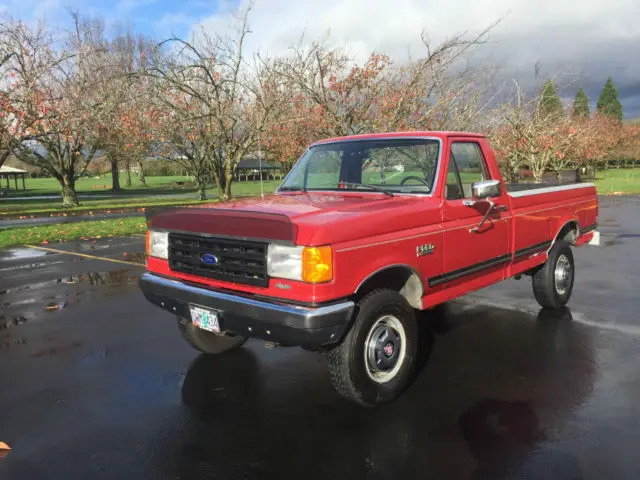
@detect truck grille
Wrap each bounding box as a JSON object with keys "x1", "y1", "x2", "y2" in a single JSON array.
[{"x1": 168, "y1": 233, "x2": 269, "y2": 287}]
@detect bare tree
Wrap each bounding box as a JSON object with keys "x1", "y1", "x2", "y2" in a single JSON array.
[
  {"x1": 144, "y1": 5, "x2": 282, "y2": 200},
  {"x1": 11, "y1": 14, "x2": 108, "y2": 206},
  {"x1": 98, "y1": 25, "x2": 157, "y2": 190},
  {"x1": 0, "y1": 18, "x2": 65, "y2": 170}
]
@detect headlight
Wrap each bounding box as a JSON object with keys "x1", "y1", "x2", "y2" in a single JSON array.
[
  {"x1": 146, "y1": 230, "x2": 169, "y2": 259},
  {"x1": 267, "y1": 244, "x2": 333, "y2": 283},
  {"x1": 267, "y1": 244, "x2": 304, "y2": 280}
]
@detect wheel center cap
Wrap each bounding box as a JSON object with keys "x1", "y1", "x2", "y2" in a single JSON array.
[{"x1": 383, "y1": 342, "x2": 394, "y2": 357}]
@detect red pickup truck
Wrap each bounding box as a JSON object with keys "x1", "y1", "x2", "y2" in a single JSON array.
[{"x1": 140, "y1": 131, "x2": 599, "y2": 406}]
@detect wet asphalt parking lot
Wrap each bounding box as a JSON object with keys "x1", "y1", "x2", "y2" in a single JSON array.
[{"x1": 1, "y1": 195, "x2": 640, "y2": 480}]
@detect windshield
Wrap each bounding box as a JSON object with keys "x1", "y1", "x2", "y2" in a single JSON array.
[{"x1": 278, "y1": 138, "x2": 440, "y2": 195}]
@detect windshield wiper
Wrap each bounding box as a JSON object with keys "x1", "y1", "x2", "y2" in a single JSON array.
[
  {"x1": 343, "y1": 182, "x2": 394, "y2": 197},
  {"x1": 279, "y1": 186, "x2": 306, "y2": 192}
]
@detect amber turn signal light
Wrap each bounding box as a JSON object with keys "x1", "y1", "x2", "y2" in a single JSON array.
[{"x1": 302, "y1": 246, "x2": 333, "y2": 283}]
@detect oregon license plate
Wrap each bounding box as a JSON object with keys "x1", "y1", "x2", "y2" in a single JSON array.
[{"x1": 189, "y1": 305, "x2": 221, "y2": 333}]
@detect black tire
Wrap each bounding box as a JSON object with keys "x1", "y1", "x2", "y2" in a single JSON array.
[
  {"x1": 177, "y1": 316, "x2": 248, "y2": 354},
  {"x1": 327, "y1": 289, "x2": 419, "y2": 407},
  {"x1": 532, "y1": 240, "x2": 575, "y2": 309}
]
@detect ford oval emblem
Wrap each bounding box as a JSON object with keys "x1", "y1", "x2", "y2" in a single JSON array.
[{"x1": 200, "y1": 253, "x2": 219, "y2": 265}]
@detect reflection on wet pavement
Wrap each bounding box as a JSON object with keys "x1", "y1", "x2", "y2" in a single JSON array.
[
  {"x1": 123, "y1": 252, "x2": 148, "y2": 264},
  {"x1": 169, "y1": 304, "x2": 593, "y2": 480},
  {"x1": 0, "y1": 247, "x2": 55, "y2": 261},
  {"x1": 0, "y1": 269, "x2": 139, "y2": 338},
  {"x1": 0, "y1": 196, "x2": 640, "y2": 479}
]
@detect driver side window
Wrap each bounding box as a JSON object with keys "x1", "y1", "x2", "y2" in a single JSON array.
[{"x1": 446, "y1": 142, "x2": 489, "y2": 200}]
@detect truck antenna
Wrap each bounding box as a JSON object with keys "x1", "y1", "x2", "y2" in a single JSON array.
[{"x1": 258, "y1": 131, "x2": 264, "y2": 199}]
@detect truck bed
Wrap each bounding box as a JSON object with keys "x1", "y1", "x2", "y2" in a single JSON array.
[{"x1": 506, "y1": 181, "x2": 598, "y2": 276}]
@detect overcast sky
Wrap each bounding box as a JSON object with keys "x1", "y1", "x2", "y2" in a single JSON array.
[{"x1": 2, "y1": 0, "x2": 639, "y2": 117}]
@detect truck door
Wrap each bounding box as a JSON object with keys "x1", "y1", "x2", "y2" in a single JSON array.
[{"x1": 432, "y1": 139, "x2": 512, "y2": 289}]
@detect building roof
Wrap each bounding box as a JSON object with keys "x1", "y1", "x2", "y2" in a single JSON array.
[{"x1": 0, "y1": 165, "x2": 27, "y2": 173}]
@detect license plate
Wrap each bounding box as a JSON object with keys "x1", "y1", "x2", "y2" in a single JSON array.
[{"x1": 189, "y1": 305, "x2": 221, "y2": 333}]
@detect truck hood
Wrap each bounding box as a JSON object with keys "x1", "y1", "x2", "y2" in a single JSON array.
[{"x1": 148, "y1": 192, "x2": 442, "y2": 245}]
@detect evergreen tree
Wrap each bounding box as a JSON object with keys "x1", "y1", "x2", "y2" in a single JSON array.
[
  {"x1": 596, "y1": 77, "x2": 623, "y2": 121},
  {"x1": 538, "y1": 79, "x2": 565, "y2": 121},
  {"x1": 572, "y1": 88, "x2": 590, "y2": 118}
]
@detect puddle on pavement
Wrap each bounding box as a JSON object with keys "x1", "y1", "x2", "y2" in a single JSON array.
[
  {"x1": 0, "y1": 336, "x2": 26, "y2": 350},
  {"x1": 0, "y1": 260, "x2": 66, "y2": 273},
  {"x1": 0, "y1": 247, "x2": 56, "y2": 262},
  {"x1": 2, "y1": 269, "x2": 138, "y2": 297},
  {"x1": 0, "y1": 315, "x2": 28, "y2": 330},
  {"x1": 77, "y1": 242, "x2": 113, "y2": 252},
  {"x1": 0, "y1": 269, "x2": 140, "y2": 343},
  {"x1": 123, "y1": 252, "x2": 147, "y2": 264}
]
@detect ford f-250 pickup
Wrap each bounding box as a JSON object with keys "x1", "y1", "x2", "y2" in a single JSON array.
[{"x1": 139, "y1": 131, "x2": 599, "y2": 406}]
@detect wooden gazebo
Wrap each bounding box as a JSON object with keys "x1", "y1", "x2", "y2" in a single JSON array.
[{"x1": 0, "y1": 165, "x2": 27, "y2": 191}]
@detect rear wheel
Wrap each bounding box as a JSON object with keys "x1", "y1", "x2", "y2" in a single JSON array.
[
  {"x1": 177, "y1": 317, "x2": 248, "y2": 354},
  {"x1": 532, "y1": 240, "x2": 575, "y2": 309},
  {"x1": 327, "y1": 289, "x2": 419, "y2": 406}
]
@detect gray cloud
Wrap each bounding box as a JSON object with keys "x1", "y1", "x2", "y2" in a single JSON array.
[
  {"x1": 196, "y1": 0, "x2": 640, "y2": 118},
  {"x1": 480, "y1": 26, "x2": 640, "y2": 117}
]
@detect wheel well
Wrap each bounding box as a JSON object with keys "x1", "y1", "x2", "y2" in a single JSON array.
[
  {"x1": 355, "y1": 266, "x2": 423, "y2": 309},
  {"x1": 556, "y1": 221, "x2": 579, "y2": 246}
]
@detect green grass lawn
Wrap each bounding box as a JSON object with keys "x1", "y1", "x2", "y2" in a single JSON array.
[
  {"x1": 6, "y1": 174, "x2": 283, "y2": 198},
  {"x1": 593, "y1": 169, "x2": 640, "y2": 194},
  {"x1": 1, "y1": 177, "x2": 281, "y2": 217},
  {"x1": 1, "y1": 168, "x2": 638, "y2": 249},
  {"x1": 0, "y1": 217, "x2": 147, "y2": 249},
  {"x1": 2, "y1": 168, "x2": 638, "y2": 221},
  {"x1": 7, "y1": 174, "x2": 195, "y2": 196},
  {"x1": 0, "y1": 197, "x2": 214, "y2": 216}
]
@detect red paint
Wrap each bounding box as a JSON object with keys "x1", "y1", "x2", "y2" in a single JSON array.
[{"x1": 146, "y1": 132, "x2": 598, "y2": 310}]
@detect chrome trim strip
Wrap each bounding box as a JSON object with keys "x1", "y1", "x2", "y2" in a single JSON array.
[
  {"x1": 508, "y1": 183, "x2": 595, "y2": 198},
  {"x1": 140, "y1": 272, "x2": 354, "y2": 319}
]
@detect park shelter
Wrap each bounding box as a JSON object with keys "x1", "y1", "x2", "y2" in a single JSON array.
[
  {"x1": 0, "y1": 165, "x2": 27, "y2": 191},
  {"x1": 235, "y1": 158, "x2": 283, "y2": 181}
]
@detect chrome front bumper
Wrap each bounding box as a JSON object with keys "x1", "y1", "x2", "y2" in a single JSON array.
[{"x1": 139, "y1": 273, "x2": 355, "y2": 347}]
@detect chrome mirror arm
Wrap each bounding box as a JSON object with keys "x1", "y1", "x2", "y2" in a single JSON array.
[{"x1": 469, "y1": 199, "x2": 495, "y2": 233}]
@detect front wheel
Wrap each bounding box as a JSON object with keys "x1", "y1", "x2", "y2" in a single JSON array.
[
  {"x1": 177, "y1": 317, "x2": 248, "y2": 354},
  {"x1": 327, "y1": 289, "x2": 419, "y2": 406},
  {"x1": 532, "y1": 240, "x2": 575, "y2": 309}
]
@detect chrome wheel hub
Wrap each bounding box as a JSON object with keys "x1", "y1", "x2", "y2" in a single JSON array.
[
  {"x1": 364, "y1": 315, "x2": 407, "y2": 384},
  {"x1": 554, "y1": 254, "x2": 572, "y2": 295}
]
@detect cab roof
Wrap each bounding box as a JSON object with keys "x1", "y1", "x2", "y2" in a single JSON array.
[{"x1": 310, "y1": 131, "x2": 486, "y2": 146}]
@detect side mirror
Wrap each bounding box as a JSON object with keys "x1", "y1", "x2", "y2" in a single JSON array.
[{"x1": 472, "y1": 179, "x2": 502, "y2": 200}]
